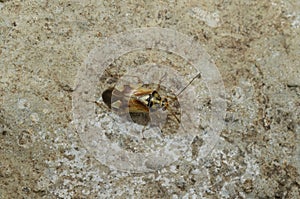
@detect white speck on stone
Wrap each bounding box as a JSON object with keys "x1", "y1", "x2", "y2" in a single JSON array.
[
  {"x1": 57, "y1": 91, "x2": 65, "y2": 99},
  {"x1": 241, "y1": 154, "x2": 260, "y2": 181},
  {"x1": 189, "y1": 188, "x2": 194, "y2": 194},
  {"x1": 82, "y1": 189, "x2": 90, "y2": 195},
  {"x1": 18, "y1": 98, "x2": 30, "y2": 109},
  {"x1": 30, "y1": 112, "x2": 40, "y2": 122},
  {"x1": 161, "y1": 177, "x2": 171, "y2": 187},
  {"x1": 182, "y1": 193, "x2": 189, "y2": 199},
  {"x1": 220, "y1": 182, "x2": 230, "y2": 198},
  {"x1": 42, "y1": 108, "x2": 50, "y2": 114},
  {"x1": 172, "y1": 194, "x2": 179, "y2": 199},
  {"x1": 170, "y1": 165, "x2": 177, "y2": 173},
  {"x1": 186, "y1": 157, "x2": 192, "y2": 162},
  {"x1": 91, "y1": 140, "x2": 98, "y2": 147},
  {"x1": 191, "y1": 168, "x2": 200, "y2": 175},
  {"x1": 292, "y1": 14, "x2": 300, "y2": 28},
  {"x1": 155, "y1": 175, "x2": 162, "y2": 181},
  {"x1": 189, "y1": 7, "x2": 221, "y2": 28}
]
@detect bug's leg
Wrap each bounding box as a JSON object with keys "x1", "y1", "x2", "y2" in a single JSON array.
[
  {"x1": 165, "y1": 95, "x2": 177, "y2": 101},
  {"x1": 101, "y1": 69, "x2": 121, "y2": 85},
  {"x1": 170, "y1": 110, "x2": 181, "y2": 123},
  {"x1": 166, "y1": 106, "x2": 187, "y2": 133},
  {"x1": 85, "y1": 99, "x2": 109, "y2": 113}
]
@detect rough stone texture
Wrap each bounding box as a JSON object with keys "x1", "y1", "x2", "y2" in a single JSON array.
[{"x1": 0, "y1": 0, "x2": 299, "y2": 198}]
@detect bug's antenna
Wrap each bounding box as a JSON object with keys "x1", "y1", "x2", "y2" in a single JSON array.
[
  {"x1": 176, "y1": 73, "x2": 201, "y2": 97},
  {"x1": 162, "y1": 72, "x2": 201, "y2": 132}
]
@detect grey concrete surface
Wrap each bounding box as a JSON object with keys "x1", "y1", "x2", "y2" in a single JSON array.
[{"x1": 0, "y1": 0, "x2": 299, "y2": 198}]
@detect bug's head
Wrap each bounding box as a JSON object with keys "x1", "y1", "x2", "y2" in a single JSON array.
[{"x1": 149, "y1": 91, "x2": 168, "y2": 111}]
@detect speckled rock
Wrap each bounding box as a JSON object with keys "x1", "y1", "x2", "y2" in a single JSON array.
[{"x1": 0, "y1": 0, "x2": 299, "y2": 198}]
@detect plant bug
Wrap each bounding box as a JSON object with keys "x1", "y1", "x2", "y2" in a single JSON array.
[{"x1": 101, "y1": 72, "x2": 201, "y2": 133}]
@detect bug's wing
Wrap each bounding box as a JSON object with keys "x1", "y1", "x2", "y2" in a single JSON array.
[
  {"x1": 128, "y1": 98, "x2": 150, "y2": 113},
  {"x1": 110, "y1": 94, "x2": 149, "y2": 113},
  {"x1": 108, "y1": 86, "x2": 151, "y2": 113},
  {"x1": 112, "y1": 88, "x2": 127, "y2": 98},
  {"x1": 133, "y1": 88, "x2": 153, "y2": 96}
]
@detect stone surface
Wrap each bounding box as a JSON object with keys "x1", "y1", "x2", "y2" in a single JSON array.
[{"x1": 0, "y1": 0, "x2": 299, "y2": 198}]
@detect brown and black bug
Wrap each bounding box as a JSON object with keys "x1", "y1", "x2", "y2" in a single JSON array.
[{"x1": 101, "y1": 73, "x2": 201, "y2": 128}]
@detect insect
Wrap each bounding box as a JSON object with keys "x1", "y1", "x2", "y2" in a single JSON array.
[{"x1": 101, "y1": 73, "x2": 201, "y2": 128}]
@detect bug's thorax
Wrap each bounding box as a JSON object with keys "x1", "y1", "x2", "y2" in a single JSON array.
[{"x1": 135, "y1": 90, "x2": 169, "y2": 111}]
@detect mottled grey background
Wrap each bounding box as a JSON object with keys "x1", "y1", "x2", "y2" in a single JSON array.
[{"x1": 0, "y1": 0, "x2": 299, "y2": 198}]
